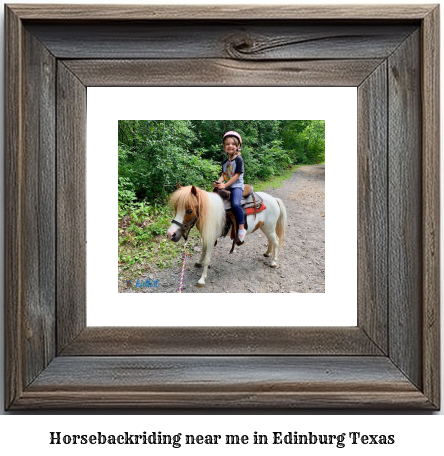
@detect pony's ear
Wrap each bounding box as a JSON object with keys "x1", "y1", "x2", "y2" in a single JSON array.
[
  {"x1": 191, "y1": 185, "x2": 198, "y2": 196},
  {"x1": 177, "y1": 183, "x2": 182, "y2": 189}
]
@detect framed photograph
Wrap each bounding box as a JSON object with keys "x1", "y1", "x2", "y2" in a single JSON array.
[
  {"x1": 5, "y1": 4, "x2": 440, "y2": 409},
  {"x1": 91, "y1": 88, "x2": 355, "y2": 327}
]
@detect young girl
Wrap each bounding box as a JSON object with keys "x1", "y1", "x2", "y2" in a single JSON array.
[{"x1": 213, "y1": 131, "x2": 246, "y2": 242}]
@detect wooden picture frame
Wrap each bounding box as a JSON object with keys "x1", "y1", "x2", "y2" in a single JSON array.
[{"x1": 5, "y1": 4, "x2": 440, "y2": 409}]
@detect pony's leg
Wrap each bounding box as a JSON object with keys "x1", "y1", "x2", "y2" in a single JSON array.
[
  {"x1": 263, "y1": 242, "x2": 273, "y2": 257},
  {"x1": 196, "y1": 240, "x2": 215, "y2": 287},
  {"x1": 261, "y1": 222, "x2": 274, "y2": 257},
  {"x1": 194, "y1": 242, "x2": 207, "y2": 267},
  {"x1": 261, "y1": 227, "x2": 279, "y2": 267}
]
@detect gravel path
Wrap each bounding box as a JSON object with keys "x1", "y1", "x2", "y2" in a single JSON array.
[{"x1": 121, "y1": 165, "x2": 325, "y2": 293}]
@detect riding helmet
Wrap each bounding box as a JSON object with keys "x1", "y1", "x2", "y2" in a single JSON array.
[{"x1": 223, "y1": 131, "x2": 242, "y2": 150}]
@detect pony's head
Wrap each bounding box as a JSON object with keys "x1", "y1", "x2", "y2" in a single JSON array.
[{"x1": 167, "y1": 185, "x2": 209, "y2": 242}]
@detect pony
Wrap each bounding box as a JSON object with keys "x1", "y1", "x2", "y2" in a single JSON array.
[{"x1": 167, "y1": 185, "x2": 287, "y2": 288}]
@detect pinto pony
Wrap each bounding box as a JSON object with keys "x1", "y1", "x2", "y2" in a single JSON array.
[{"x1": 167, "y1": 185, "x2": 287, "y2": 288}]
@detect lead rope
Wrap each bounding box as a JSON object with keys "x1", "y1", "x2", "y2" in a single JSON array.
[{"x1": 177, "y1": 240, "x2": 188, "y2": 293}]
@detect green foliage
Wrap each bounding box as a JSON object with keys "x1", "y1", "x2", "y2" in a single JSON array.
[
  {"x1": 241, "y1": 140, "x2": 292, "y2": 183},
  {"x1": 118, "y1": 119, "x2": 325, "y2": 273},
  {"x1": 281, "y1": 120, "x2": 325, "y2": 164},
  {"x1": 118, "y1": 120, "x2": 214, "y2": 202},
  {"x1": 118, "y1": 199, "x2": 202, "y2": 273},
  {"x1": 118, "y1": 176, "x2": 137, "y2": 218},
  {"x1": 118, "y1": 119, "x2": 325, "y2": 207}
]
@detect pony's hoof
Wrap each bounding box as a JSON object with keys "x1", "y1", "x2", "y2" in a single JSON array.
[
  {"x1": 196, "y1": 282, "x2": 205, "y2": 288},
  {"x1": 194, "y1": 262, "x2": 202, "y2": 268},
  {"x1": 263, "y1": 253, "x2": 270, "y2": 257},
  {"x1": 270, "y1": 263, "x2": 278, "y2": 268}
]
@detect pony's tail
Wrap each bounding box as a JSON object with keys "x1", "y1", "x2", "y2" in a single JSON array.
[{"x1": 275, "y1": 198, "x2": 287, "y2": 252}]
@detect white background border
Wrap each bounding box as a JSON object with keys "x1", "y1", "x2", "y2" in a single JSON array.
[{"x1": 87, "y1": 87, "x2": 357, "y2": 326}]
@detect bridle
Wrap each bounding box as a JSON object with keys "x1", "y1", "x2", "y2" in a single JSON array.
[{"x1": 171, "y1": 209, "x2": 199, "y2": 241}]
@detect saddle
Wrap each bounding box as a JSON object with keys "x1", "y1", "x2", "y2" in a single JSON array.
[{"x1": 213, "y1": 184, "x2": 264, "y2": 253}]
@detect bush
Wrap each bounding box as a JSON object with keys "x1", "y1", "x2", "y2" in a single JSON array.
[
  {"x1": 118, "y1": 120, "x2": 323, "y2": 205},
  {"x1": 118, "y1": 176, "x2": 137, "y2": 217}
]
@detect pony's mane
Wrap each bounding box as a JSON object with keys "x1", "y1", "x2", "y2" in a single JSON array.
[
  {"x1": 170, "y1": 185, "x2": 210, "y2": 222},
  {"x1": 170, "y1": 186, "x2": 225, "y2": 241}
]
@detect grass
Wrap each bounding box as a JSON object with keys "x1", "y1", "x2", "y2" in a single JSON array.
[
  {"x1": 118, "y1": 164, "x2": 305, "y2": 278},
  {"x1": 118, "y1": 202, "x2": 202, "y2": 279},
  {"x1": 252, "y1": 164, "x2": 304, "y2": 192}
]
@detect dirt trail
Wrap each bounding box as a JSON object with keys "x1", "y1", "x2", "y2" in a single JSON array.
[{"x1": 121, "y1": 165, "x2": 325, "y2": 293}]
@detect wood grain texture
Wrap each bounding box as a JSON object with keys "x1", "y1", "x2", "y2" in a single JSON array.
[
  {"x1": 421, "y1": 6, "x2": 440, "y2": 409},
  {"x1": 63, "y1": 58, "x2": 384, "y2": 87},
  {"x1": 15, "y1": 390, "x2": 433, "y2": 410},
  {"x1": 388, "y1": 31, "x2": 422, "y2": 389},
  {"x1": 357, "y1": 62, "x2": 388, "y2": 354},
  {"x1": 26, "y1": 22, "x2": 416, "y2": 60},
  {"x1": 7, "y1": 4, "x2": 434, "y2": 20},
  {"x1": 56, "y1": 62, "x2": 87, "y2": 354},
  {"x1": 28, "y1": 356, "x2": 418, "y2": 391},
  {"x1": 22, "y1": 28, "x2": 57, "y2": 387},
  {"x1": 4, "y1": 5, "x2": 440, "y2": 410},
  {"x1": 61, "y1": 327, "x2": 382, "y2": 356},
  {"x1": 13, "y1": 356, "x2": 432, "y2": 409},
  {"x1": 4, "y1": 4, "x2": 24, "y2": 411}
]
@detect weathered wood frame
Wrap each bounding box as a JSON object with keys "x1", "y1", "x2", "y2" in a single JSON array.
[{"x1": 5, "y1": 5, "x2": 440, "y2": 409}]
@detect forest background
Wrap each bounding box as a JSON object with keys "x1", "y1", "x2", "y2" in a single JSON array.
[{"x1": 118, "y1": 120, "x2": 325, "y2": 272}]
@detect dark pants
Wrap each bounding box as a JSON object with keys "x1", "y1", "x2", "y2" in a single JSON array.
[{"x1": 230, "y1": 187, "x2": 244, "y2": 225}]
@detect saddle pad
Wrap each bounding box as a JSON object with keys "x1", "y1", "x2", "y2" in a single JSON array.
[
  {"x1": 246, "y1": 202, "x2": 266, "y2": 215},
  {"x1": 222, "y1": 191, "x2": 263, "y2": 212}
]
